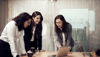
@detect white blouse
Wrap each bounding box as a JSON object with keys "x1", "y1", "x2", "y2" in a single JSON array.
[
  {"x1": 62, "y1": 33, "x2": 65, "y2": 46},
  {"x1": 30, "y1": 26, "x2": 36, "y2": 41},
  {"x1": 0, "y1": 21, "x2": 26, "y2": 57}
]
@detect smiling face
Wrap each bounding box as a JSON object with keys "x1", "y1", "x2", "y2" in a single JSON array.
[
  {"x1": 33, "y1": 15, "x2": 41, "y2": 25},
  {"x1": 24, "y1": 19, "x2": 31, "y2": 28},
  {"x1": 56, "y1": 18, "x2": 63, "y2": 29}
]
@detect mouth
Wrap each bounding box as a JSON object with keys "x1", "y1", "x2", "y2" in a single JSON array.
[
  {"x1": 36, "y1": 22, "x2": 39, "y2": 23},
  {"x1": 58, "y1": 26, "x2": 61, "y2": 28}
]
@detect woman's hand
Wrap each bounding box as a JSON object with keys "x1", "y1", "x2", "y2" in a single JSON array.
[
  {"x1": 68, "y1": 46, "x2": 71, "y2": 50},
  {"x1": 67, "y1": 46, "x2": 72, "y2": 54},
  {"x1": 20, "y1": 55, "x2": 28, "y2": 57},
  {"x1": 40, "y1": 50, "x2": 46, "y2": 52},
  {"x1": 19, "y1": 54, "x2": 28, "y2": 57},
  {"x1": 58, "y1": 45, "x2": 62, "y2": 49}
]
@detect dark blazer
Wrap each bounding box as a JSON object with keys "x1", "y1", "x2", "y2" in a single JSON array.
[
  {"x1": 24, "y1": 22, "x2": 42, "y2": 51},
  {"x1": 33, "y1": 25, "x2": 42, "y2": 50},
  {"x1": 24, "y1": 23, "x2": 33, "y2": 51},
  {"x1": 55, "y1": 23, "x2": 74, "y2": 49}
]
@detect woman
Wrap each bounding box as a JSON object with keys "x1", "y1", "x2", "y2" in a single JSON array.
[
  {"x1": 54, "y1": 15, "x2": 74, "y2": 51},
  {"x1": 0, "y1": 12, "x2": 32, "y2": 57},
  {"x1": 24, "y1": 11, "x2": 43, "y2": 52}
]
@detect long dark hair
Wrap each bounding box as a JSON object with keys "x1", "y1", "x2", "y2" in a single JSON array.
[
  {"x1": 54, "y1": 15, "x2": 69, "y2": 33},
  {"x1": 32, "y1": 11, "x2": 43, "y2": 25},
  {"x1": 13, "y1": 12, "x2": 32, "y2": 31},
  {"x1": 32, "y1": 11, "x2": 43, "y2": 34}
]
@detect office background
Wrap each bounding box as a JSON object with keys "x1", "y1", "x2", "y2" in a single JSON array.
[{"x1": 0, "y1": 0, "x2": 100, "y2": 52}]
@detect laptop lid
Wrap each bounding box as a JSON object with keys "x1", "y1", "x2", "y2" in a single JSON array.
[{"x1": 56, "y1": 46, "x2": 70, "y2": 57}]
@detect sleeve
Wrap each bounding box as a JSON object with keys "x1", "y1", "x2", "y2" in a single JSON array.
[
  {"x1": 7, "y1": 23, "x2": 18, "y2": 57},
  {"x1": 54, "y1": 32, "x2": 61, "y2": 48},
  {"x1": 67, "y1": 24, "x2": 74, "y2": 48},
  {"x1": 18, "y1": 31, "x2": 26, "y2": 54}
]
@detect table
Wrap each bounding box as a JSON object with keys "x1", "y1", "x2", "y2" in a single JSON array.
[{"x1": 31, "y1": 51, "x2": 91, "y2": 57}]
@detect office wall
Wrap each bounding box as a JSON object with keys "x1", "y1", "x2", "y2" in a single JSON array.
[{"x1": 0, "y1": 0, "x2": 8, "y2": 35}]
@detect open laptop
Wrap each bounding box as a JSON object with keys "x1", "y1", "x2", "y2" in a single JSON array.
[{"x1": 48, "y1": 46, "x2": 70, "y2": 57}]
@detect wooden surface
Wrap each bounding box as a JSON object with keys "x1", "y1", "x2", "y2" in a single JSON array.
[{"x1": 31, "y1": 51, "x2": 91, "y2": 57}]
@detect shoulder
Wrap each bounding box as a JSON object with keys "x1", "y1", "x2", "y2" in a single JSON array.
[
  {"x1": 7, "y1": 20, "x2": 16, "y2": 26},
  {"x1": 65, "y1": 22, "x2": 72, "y2": 28},
  {"x1": 67, "y1": 22, "x2": 71, "y2": 26},
  {"x1": 6, "y1": 20, "x2": 17, "y2": 29},
  {"x1": 68, "y1": 23, "x2": 72, "y2": 28}
]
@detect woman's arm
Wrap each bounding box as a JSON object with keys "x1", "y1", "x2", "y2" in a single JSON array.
[
  {"x1": 66, "y1": 24, "x2": 74, "y2": 48},
  {"x1": 54, "y1": 33, "x2": 61, "y2": 48},
  {"x1": 7, "y1": 21, "x2": 18, "y2": 57},
  {"x1": 18, "y1": 31, "x2": 26, "y2": 54}
]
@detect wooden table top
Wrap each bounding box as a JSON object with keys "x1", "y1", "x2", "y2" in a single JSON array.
[{"x1": 31, "y1": 51, "x2": 91, "y2": 57}]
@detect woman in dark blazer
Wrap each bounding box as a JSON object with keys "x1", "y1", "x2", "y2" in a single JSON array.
[
  {"x1": 54, "y1": 15, "x2": 74, "y2": 51},
  {"x1": 24, "y1": 11, "x2": 43, "y2": 52}
]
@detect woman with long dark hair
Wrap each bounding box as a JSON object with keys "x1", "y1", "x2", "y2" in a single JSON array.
[
  {"x1": 54, "y1": 15, "x2": 74, "y2": 51},
  {"x1": 0, "y1": 12, "x2": 32, "y2": 57},
  {"x1": 24, "y1": 11, "x2": 43, "y2": 52}
]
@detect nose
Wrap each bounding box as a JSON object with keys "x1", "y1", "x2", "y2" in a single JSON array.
[
  {"x1": 28, "y1": 23, "x2": 30, "y2": 26},
  {"x1": 37, "y1": 20, "x2": 39, "y2": 22},
  {"x1": 57, "y1": 23, "x2": 60, "y2": 26}
]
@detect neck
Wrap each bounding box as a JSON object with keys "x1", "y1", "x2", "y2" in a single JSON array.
[{"x1": 60, "y1": 28, "x2": 62, "y2": 31}]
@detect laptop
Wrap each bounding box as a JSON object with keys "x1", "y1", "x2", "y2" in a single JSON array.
[{"x1": 48, "y1": 46, "x2": 70, "y2": 57}]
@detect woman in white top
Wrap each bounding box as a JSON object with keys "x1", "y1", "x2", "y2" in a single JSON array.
[{"x1": 0, "y1": 12, "x2": 32, "y2": 57}]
